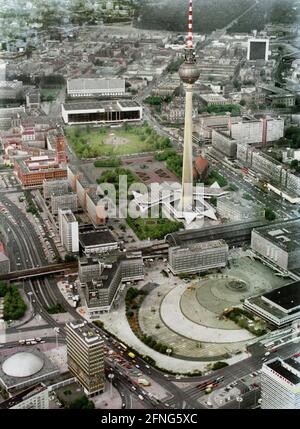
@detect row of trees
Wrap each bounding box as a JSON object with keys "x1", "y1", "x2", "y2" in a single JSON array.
[
  {"x1": 125, "y1": 287, "x2": 173, "y2": 355},
  {"x1": 94, "y1": 159, "x2": 122, "y2": 168},
  {"x1": 204, "y1": 170, "x2": 228, "y2": 187},
  {"x1": 97, "y1": 167, "x2": 139, "y2": 201},
  {"x1": 199, "y1": 104, "x2": 241, "y2": 117},
  {"x1": 155, "y1": 149, "x2": 183, "y2": 178},
  {"x1": 284, "y1": 126, "x2": 300, "y2": 150},
  {"x1": 0, "y1": 283, "x2": 27, "y2": 321},
  {"x1": 144, "y1": 96, "x2": 172, "y2": 106}
]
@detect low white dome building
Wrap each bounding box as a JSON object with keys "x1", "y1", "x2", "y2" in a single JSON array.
[{"x1": 2, "y1": 352, "x2": 44, "y2": 378}]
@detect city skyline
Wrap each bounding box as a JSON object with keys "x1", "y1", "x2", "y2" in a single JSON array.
[{"x1": 0, "y1": 0, "x2": 299, "y2": 414}]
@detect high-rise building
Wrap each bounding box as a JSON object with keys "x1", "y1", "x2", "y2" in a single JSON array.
[
  {"x1": 58, "y1": 209, "x2": 79, "y2": 253},
  {"x1": 261, "y1": 355, "x2": 300, "y2": 409},
  {"x1": 179, "y1": 0, "x2": 200, "y2": 209},
  {"x1": 65, "y1": 320, "x2": 105, "y2": 397}
]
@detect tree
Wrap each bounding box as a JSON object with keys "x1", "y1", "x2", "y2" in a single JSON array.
[
  {"x1": 68, "y1": 395, "x2": 95, "y2": 409},
  {"x1": 264, "y1": 208, "x2": 276, "y2": 221}
]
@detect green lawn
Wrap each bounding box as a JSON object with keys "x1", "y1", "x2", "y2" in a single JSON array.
[
  {"x1": 65, "y1": 124, "x2": 171, "y2": 159},
  {"x1": 127, "y1": 216, "x2": 183, "y2": 240},
  {"x1": 40, "y1": 88, "x2": 60, "y2": 101}
]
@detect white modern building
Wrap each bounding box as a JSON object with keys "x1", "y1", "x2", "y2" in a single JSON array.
[
  {"x1": 261, "y1": 355, "x2": 300, "y2": 409},
  {"x1": 61, "y1": 100, "x2": 142, "y2": 125},
  {"x1": 230, "y1": 117, "x2": 284, "y2": 145},
  {"x1": 251, "y1": 219, "x2": 300, "y2": 271},
  {"x1": 58, "y1": 209, "x2": 79, "y2": 253},
  {"x1": 67, "y1": 78, "x2": 125, "y2": 98},
  {"x1": 168, "y1": 240, "x2": 229, "y2": 275},
  {"x1": 244, "y1": 281, "x2": 300, "y2": 327}
]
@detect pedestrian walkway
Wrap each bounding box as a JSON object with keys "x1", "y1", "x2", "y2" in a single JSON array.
[{"x1": 160, "y1": 284, "x2": 254, "y2": 343}]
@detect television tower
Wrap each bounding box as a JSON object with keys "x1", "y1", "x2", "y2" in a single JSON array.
[{"x1": 179, "y1": 0, "x2": 200, "y2": 210}]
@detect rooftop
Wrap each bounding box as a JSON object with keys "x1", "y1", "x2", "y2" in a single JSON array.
[
  {"x1": 68, "y1": 320, "x2": 103, "y2": 345},
  {"x1": 170, "y1": 239, "x2": 228, "y2": 254},
  {"x1": 262, "y1": 281, "x2": 300, "y2": 313},
  {"x1": 0, "y1": 348, "x2": 59, "y2": 391},
  {"x1": 266, "y1": 357, "x2": 300, "y2": 386},
  {"x1": 79, "y1": 229, "x2": 117, "y2": 248},
  {"x1": 62, "y1": 99, "x2": 140, "y2": 112},
  {"x1": 254, "y1": 218, "x2": 300, "y2": 252},
  {"x1": 67, "y1": 77, "x2": 125, "y2": 91}
]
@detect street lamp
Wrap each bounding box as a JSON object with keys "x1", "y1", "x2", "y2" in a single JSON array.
[
  {"x1": 166, "y1": 348, "x2": 172, "y2": 357},
  {"x1": 236, "y1": 396, "x2": 243, "y2": 409},
  {"x1": 108, "y1": 373, "x2": 114, "y2": 399},
  {"x1": 27, "y1": 291, "x2": 33, "y2": 313},
  {"x1": 53, "y1": 327, "x2": 60, "y2": 348}
]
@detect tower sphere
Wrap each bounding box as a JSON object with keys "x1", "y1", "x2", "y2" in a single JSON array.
[
  {"x1": 179, "y1": 49, "x2": 200, "y2": 85},
  {"x1": 179, "y1": 61, "x2": 200, "y2": 84}
]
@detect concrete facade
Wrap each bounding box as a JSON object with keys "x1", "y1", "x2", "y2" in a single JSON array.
[
  {"x1": 261, "y1": 357, "x2": 300, "y2": 409},
  {"x1": 58, "y1": 209, "x2": 79, "y2": 253},
  {"x1": 168, "y1": 240, "x2": 229, "y2": 275}
]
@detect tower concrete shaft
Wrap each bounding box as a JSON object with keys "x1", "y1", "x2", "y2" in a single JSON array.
[{"x1": 181, "y1": 83, "x2": 194, "y2": 209}]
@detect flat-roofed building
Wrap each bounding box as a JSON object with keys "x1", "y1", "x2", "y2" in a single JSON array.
[
  {"x1": 50, "y1": 193, "x2": 78, "y2": 215},
  {"x1": 0, "y1": 80, "x2": 23, "y2": 100},
  {"x1": 244, "y1": 281, "x2": 300, "y2": 327},
  {"x1": 58, "y1": 209, "x2": 79, "y2": 253},
  {"x1": 251, "y1": 219, "x2": 300, "y2": 270},
  {"x1": 79, "y1": 229, "x2": 118, "y2": 256},
  {"x1": 212, "y1": 129, "x2": 237, "y2": 159},
  {"x1": 217, "y1": 193, "x2": 264, "y2": 221},
  {"x1": 61, "y1": 100, "x2": 142, "y2": 125},
  {"x1": 81, "y1": 251, "x2": 144, "y2": 315},
  {"x1": 238, "y1": 145, "x2": 300, "y2": 196},
  {"x1": 14, "y1": 155, "x2": 67, "y2": 188},
  {"x1": 43, "y1": 179, "x2": 68, "y2": 199},
  {"x1": 199, "y1": 93, "x2": 228, "y2": 106},
  {"x1": 261, "y1": 355, "x2": 300, "y2": 409},
  {"x1": 194, "y1": 114, "x2": 241, "y2": 141},
  {"x1": 79, "y1": 257, "x2": 102, "y2": 283},
  {"x1": 0, "y1": 384, "x2": 49, "y2": 409},
  {"x1": 168, "y1": 240, "x2": 229, "y2": 275},
  {"x1": 230, "y1": 116, "x2": 284, "y2": 145},
  {"x1": 67, "y1": 78, "x2": 125, "y2": 98},
  {"x1": 65, "y1": 320, "x2": 105, "y2": 397}
]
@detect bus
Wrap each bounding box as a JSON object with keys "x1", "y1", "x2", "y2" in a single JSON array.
[{"x1": 119, "y1": 343, "x2": 128, "y2": 351}]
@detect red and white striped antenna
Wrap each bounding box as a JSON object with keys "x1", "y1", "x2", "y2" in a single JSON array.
[{"x1": 187, "y1": 0, "x2": 193, "y2": 49}]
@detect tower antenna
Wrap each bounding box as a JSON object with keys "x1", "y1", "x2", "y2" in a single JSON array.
[{"x1": 187, "y1": 0, "x2": 193, "y2": 49}]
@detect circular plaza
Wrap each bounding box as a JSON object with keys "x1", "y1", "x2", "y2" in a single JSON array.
[{"x1": 138, "y1": 256, "x2": 289, "y2": 360}]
